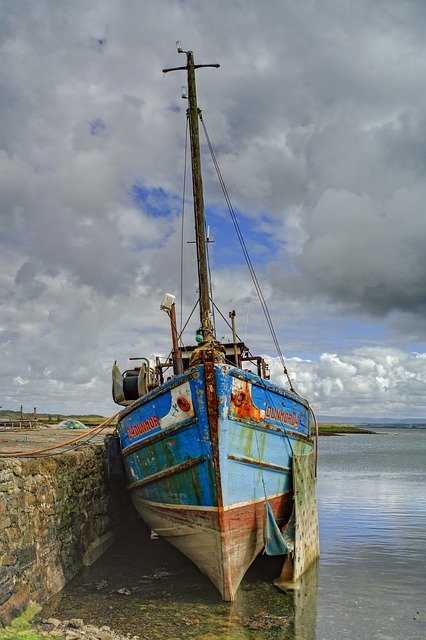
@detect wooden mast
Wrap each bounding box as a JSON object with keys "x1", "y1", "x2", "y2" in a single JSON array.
[{"x1": 163, "y1": 47, "x2": 219, "y2": 338}]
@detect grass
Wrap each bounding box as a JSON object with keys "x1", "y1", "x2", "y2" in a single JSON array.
[
  {"x1": 318, "y1": 423, "x2": 375, "y2": 435},
  {"x1": 0, "y1": 604, "x2": 43, "y2": 640}
]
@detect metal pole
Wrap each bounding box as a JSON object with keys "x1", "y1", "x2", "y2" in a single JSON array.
[
  {"x1": 163, "y1": 50, "x2": 220, "y2": 339},
  {"x1": 186, "y1": 51, "x2": 212, "y2": 337},
  {"x1": 170, "y1": 303, "x2": 184, "y2": 375},
  {"x1": 229, "y1": 310, "x2": 239, "y2": 366}
]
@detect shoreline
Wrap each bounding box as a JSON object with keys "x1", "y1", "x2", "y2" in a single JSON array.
[
  {"x1": 318, "y1": 423, "x2": 377, "y2": 435},
  {"x1": 0, "y1": 606, "x2": 138, "y2": 640}
]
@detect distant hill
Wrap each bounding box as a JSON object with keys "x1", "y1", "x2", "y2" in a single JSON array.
[
  {"x1": 1, "y1": 408, "x2": 423, "y2": 430},
  {"x1": 318, "y1": 414, "x2": 425, "y2": 425}
]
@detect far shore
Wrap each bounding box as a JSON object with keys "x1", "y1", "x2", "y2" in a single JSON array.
[
  {"x1": 1, "y1": 409, "x2": 377, "y2": 436},
  {"x1": 318, "y1": 423, "x2": 376, "y2": 435}
]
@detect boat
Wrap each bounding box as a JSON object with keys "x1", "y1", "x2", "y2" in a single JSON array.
[{"x1": 111, "y1": 46, "x2": 319, "y2": 601}]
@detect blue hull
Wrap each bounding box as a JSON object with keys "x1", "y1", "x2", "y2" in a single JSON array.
[{"x1": 118, "y1": 363, "x2": 314, "y2": 599}]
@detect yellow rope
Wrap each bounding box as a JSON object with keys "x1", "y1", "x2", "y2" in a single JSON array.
[{"x1": 0, "y1": 412, "x2": 120, "y2": 458}]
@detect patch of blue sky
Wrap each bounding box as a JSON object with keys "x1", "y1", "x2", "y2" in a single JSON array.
[
  {"x1": 205, "y1": 204, "x2": 279, "y2": 270},
  {"x1": 89, "y1": 118, "x2": 106, "y2": 136},
  {"x1": 283, "y1": 315, "x2": 388, "y2": 362},
  {"x1": 2, "y1": 232, "x2": 21, "y2": 248},
  {"x1": 131, "y1": 185, "x2": 180, "y2": 217},
  {"x1": 168, "y1": 102, "x2": 182, "y2": 113}
]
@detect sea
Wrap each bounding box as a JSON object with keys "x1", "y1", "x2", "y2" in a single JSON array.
[{"x1": 41, "y1": 427, "x2": 426, "y2": 639}]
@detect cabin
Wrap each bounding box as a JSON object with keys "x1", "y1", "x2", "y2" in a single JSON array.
[{"x1": 112, "y1": 341, "x2": 270, "y2": 406}]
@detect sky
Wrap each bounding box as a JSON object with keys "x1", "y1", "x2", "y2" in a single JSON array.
[{"x1": 0, "y1": 0, "x2": 425, "y2": 420}]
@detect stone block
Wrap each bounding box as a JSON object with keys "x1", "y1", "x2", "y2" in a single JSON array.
[
  {"x1": 24, "y1": 493, "x2": 37, "y2": 507},
  {"x1": 1, "y1": 554, "x2": 15, "y2": 567},
  {"x1": 0, "y1": 570, "x2": 14, "y2": 605},
  {"x1": 0, "y1": 444, "x2": 124, "y2": 626},
  {"x1": 5, "y1": 526, "x2": 20, "y2": 543},
  {"x1": 0, "y1": 470, "x2": 12, "y2": 483},
  {"x1": 15, "y1": 545, "x2": 37, "y2": 570},
  {"x1": 46, "y1": 618, "x2": 62, "y2": 627},
  {"x1": 94, "y1": 632, "x2": 115, "y2": 640},
  {"x1": 0, "y1": 582, "x2": 30, "y2": 626},
  {"x1": 68, "y1": 618, "x2": 84, "y2": 628},
  {"x1": 0, "y1": 481, "x2": 15, "y2": 492}
]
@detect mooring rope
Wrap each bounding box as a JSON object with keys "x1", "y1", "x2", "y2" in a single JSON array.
[{"x1": 0, "y1": 412, "x2": 120, "y2": 458}]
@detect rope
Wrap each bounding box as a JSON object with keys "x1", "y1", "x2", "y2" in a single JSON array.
[
  {"x1": 206, "y1": 233, "x2": 216, "y2": 333},
  {"x1": 0, "y1": 412, "x2": 120, "y2": 458},
  {"x1": 253, "y1": 428, "x2": 268, "y2": 503},
  {"x1": 199, "y1": 114, "x2": 296, "y2": 392}
]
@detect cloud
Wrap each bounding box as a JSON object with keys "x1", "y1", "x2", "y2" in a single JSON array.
[
  {"x1": 294, "y1": 185, "x2": 426, "y2": 317},
  {"x1": 268, "y1": 348, "x2": 426, "y2": 420},
  {"x1": 0, "y1": 1, "x2": 424, "y2": 418}
]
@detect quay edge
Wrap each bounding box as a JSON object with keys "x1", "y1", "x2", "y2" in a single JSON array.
[{"x1": 0, "y1": 439, "x2": 133, "y2": 627}]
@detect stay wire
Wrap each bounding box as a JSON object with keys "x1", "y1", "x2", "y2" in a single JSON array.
[
  {"x1": 210, "y1": 299, "x2": 263, "y2": 369},
  {"x1": 180, "y1": 117, "x2": 189, "y2": 333},
  {"x1": 199, "y1": 114, "x2": 295, "y2": 392},
  {"x1": 206, "y1": 236, "x2": 216, "y2": 333},
  {"x1": 182, "y1": 113, "x2": 215, "y2": 335},
  {"x1": 254, "y1": 428, "x2": 268, "y2": 502}
]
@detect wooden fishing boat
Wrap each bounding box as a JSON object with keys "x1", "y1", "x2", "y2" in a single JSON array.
[{"x1": 112, "y1": 46, "x2": 319, "y2": 601}]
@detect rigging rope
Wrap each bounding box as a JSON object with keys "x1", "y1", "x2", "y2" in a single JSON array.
[
  {"x1": 199, "y1": 113, "x2": 295, "y2": 392},
  {"x1": 206, "y1": 230, "x2": 216, "y2": 333},
  {"x1": 182, "y1": 112, "x2": 217, "y2": 336},
  {"x1": 180, "y1": 117, "x2": 189, "y2": 333},
  {"x1": 254, "y1": 428, "x2": 268, "y2": 503}
]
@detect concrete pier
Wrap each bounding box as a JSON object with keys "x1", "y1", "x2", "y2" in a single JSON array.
[{"x1": 0, "y1": 429, "x2": 132, "y2": 626}]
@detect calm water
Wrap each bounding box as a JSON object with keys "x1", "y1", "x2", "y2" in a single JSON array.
[{"x1": 41, "y1": 429, "x2": 426, "y2": 639}]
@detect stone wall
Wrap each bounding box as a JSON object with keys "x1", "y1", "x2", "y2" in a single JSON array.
[{"x1": 0, "y1": 444, "x2": 132, "y2": 626}]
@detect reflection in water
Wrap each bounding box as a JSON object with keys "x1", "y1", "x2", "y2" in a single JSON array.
[
  {"x1": 275, "y1": 561, "x2": 319, "y2": 640},
  {"x1": 41, "y1": 520, "x2": 318, "y2": 639},
  {"x1": 316, "y1": 429, "x2": 426, "y2": 640}
]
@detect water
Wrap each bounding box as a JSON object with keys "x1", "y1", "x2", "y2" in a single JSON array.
[
  {"x1": 41, "y1": 429, "x2": 426, "y2": 639},
  {"x1": 316, "y1": 428, "x2": 425, "y2": 640}
]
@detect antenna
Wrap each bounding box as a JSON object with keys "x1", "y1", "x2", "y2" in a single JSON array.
[{"x1": 176, "y1": 41, "x2": 184, "y2": 53}]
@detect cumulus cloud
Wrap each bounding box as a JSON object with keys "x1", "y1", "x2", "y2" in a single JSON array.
[
  {"x1": 0, "y1": 1, "x2": 424, "y2": 417},
  {"x1": 268, "y1": 349, "x2": 426, "y2": 420},
  {"x1": 295, "y1": 186, "x2": 426, "y2": 317}
]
